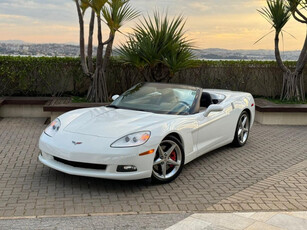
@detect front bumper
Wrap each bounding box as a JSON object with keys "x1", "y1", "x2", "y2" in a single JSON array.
[{"x1": 38, "y1": 132, "x2": 156, "y2": 180}]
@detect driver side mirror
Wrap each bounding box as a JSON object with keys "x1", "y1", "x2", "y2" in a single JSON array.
[
  {"x1": 203, "y1": 104, "x2": 223, "y2": 117},
  {"x1": 112, "y1": 95, "x2": 119, "y2": 101}
]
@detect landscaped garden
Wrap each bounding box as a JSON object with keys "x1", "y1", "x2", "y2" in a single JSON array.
[{"x1": 1, "y1": 56, "x2": 306, "y2": 101}]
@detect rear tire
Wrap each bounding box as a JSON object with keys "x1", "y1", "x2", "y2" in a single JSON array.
[
  {"x1": 232, "y1": 111, "x2": 250, "y2": 147},
  {"x1": 151, "y1": 136, "x2": 184, "y2": 184}
]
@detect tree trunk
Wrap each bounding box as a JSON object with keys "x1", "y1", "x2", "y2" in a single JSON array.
[
  {"x1": 142, "y1": 68, "x2": 150, "y2": 82},
  {"x1": 86, "y1": 16, "x2": 108, "y2": 102},
  {"x1": 275, "y1": 32, "x2": 305, "y2": 101},
  {"x1": 274, "y1": 33, "x2": 289, "y2": 74},
  {"x1": 101, "y1": 32, "x2": 115, "y2": 93},
  {"x1": 103, "y1": 32, "x2": 115, "y2": 70},
  {"x1": 75, "y1": 0, "x2": 89, "y2": 75},
  {"x1": 280, "y1": 71, "x2": 305, "y2": 101},
  {"x1": 87, "y1": 9, "x2": 95, "y2": 74}
]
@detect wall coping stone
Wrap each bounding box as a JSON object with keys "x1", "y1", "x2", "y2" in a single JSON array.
[{"x1": 255, "y1": 98, "x2": 307, "y2": 113}]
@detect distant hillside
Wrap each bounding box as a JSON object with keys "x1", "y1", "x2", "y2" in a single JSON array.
[
  {"x1": 0, "y1": 40, "x2": 26, "y2": 44},
  {"x1": 0, "y1": 42, "x2": 83, "y2": 57},
  {"x1": 193, "y1": 48, "x2": 300, "y2": 61},
  {"x1": 0, "y1": 40, "x2": 301, "y2": 60}
]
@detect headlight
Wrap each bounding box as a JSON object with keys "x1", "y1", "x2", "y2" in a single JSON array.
[
  {"x1": 44, "y1": 118, "x2": 61, "y2": 137},
  {"x1": 111, "y1": 131, "x2": 151, "y2": 148}
]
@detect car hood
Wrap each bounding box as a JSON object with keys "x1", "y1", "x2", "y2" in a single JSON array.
[{"x1": 63, "y1": 107, "x2": 171, "y2": 138}]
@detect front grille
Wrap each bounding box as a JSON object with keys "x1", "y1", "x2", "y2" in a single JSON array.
[{"x1": 54, "y1": 157, "x2": 107, "y2": 170}]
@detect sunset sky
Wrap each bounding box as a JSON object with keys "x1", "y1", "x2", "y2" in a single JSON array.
[{"x1": 0, "y1": 0, "x2": 305, "y2": 50}]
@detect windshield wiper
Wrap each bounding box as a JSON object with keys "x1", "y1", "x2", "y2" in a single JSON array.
[
  {"x1": 130, "y1": 108, "x2": 148, "y2": 112},
  {"x1": 107, "y1": 105, "x2": 149, "y2": 112},
  {"x1": 107, "y1": 105, "x2": 120, "y2": 109}
]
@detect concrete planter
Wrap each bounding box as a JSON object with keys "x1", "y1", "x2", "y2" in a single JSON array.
[
  {"x1": 0, "y1": 97, "x2": 107, "y2": 121},
  {"x1": 255, "y1": 98, "x2": 307, "y2": 125}
]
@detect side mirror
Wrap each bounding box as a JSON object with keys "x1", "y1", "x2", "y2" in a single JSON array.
[
  {"x1": 112, "y1": 95, "x2": 119, "y2": 101},
  {"x1": 203, "y1": 104, "x2": 223, "y2": 117}
]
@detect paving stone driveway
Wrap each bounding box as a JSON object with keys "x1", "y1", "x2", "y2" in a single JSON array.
[{"x1": 0, "y1": 118, "x2": 306, "y2": 217}]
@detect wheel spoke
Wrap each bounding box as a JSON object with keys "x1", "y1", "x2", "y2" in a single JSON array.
[
  {"x1": 167, "y1": 158, "x2": 180, "y2": 166},
  {"x1": 242, "y1": 116, "x2": 247, "y2": 127},
  {"x1": 165, "y1": 144, "x2": 176, "y2": 158},
  {"x1": 243, "y1": 132, "x2": 248, "y2": 141},
  {"x1": 238, "y1": 128, "x2": 242, "y2": 136},
  {"x1": 153, "y1": 158, "x2": 163, "y2": 166},
  {"x1": 243, "y1": 128, "x2": 249, "y2": 133},
  {"x1": 240, "y1": 129, "x2": 244, "y2": 141},
  {"x1": 158, "y1": 145, "x2": 164, "y2": 158},
  {"x1": 162, "y1": 163, "x2": 167, "y2": 178}
]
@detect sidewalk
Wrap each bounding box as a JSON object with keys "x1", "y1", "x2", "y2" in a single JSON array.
[
  {"x1": 166, "y1": 211, "x2": 307, "y2": 230},
  {"x1": 0, "y1": 211, "x2": 306, "y2": 229},
  {"x1": 0, "y1": 212, "x2": 187, "y2": 230}
]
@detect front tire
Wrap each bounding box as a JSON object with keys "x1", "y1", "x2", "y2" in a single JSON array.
[
  {"x1": 151, "y1": 136, "x2": 184, "y2": 183},
  {"x1": 232, "y1": 111, "x2": 250, "y2": 147}
]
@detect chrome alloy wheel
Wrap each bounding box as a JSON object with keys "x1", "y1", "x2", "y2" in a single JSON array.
[
  {"x1": 153, "y1": 140, "x2": 182, "y2": 180},
  {"x1": 237, "y1": 113, "x2": 249, "y2": 144}
]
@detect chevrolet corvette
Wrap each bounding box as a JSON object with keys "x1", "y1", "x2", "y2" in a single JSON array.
[{"x1": 39, "y1": 82, "x2": 255, "y2": 183}]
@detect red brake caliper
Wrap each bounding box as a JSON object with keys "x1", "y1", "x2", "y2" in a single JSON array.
[{"x1": 169, "y1": 151, "x2": 177, "y2": 168}]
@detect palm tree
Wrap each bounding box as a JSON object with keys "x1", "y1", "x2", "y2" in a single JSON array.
[
  {"x1": 118, "y1": 12, "x2": 194, "y2": 82},
  {"x1": 74, "y1": 0, "x2": 95, "y2": 76},
  {"x1": 74, "y1": 0, "x2": 139, "y2": 102},
  {"x1": 259, "y1": 0, "x2": 306, "y2": 101}
]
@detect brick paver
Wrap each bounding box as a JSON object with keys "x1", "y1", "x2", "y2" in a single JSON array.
[{"x1": 0, "y1": 118, "x2": 306, "y2": 217}]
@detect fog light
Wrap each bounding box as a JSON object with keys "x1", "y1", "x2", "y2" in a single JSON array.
[
  {"x1": 42, "y1": 152, "x2": 53, "y2": 160},
  {"x1": 117, "y1": 165, "x2": 137, "y2": 172}
]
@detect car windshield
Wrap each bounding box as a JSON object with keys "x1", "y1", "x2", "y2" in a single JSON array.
[{"x1": 110, "y1": 83, "x2": 199, "y2": 115}]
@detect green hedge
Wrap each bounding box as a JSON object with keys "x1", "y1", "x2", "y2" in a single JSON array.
[
  {"x1": 173, "y1": 60, "x2": 302, "y2": 98},
  {"x1": 0, "y1": 56, "x2": 85, "y2": 96},
  {"x1": 0, "y1": 56, "x2": 306, "y2": 98}
]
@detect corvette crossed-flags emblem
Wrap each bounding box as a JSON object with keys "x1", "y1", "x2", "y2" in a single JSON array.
[{"x1": 72, "y1": 141, "x2": 82, "y2": 145}]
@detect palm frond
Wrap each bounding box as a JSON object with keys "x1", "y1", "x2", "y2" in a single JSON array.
[
  {"x1": 254, "y1": 30, "x2": 274, "y2": 45},
  {"x1": 118, "y1": 12, "x2": 194, "y2": 78},
  {"x1": 91, "y1": 0, "x2": 108, "y2": 15},
  {"x1": 283, "y1": 29, "x2": 297, "y2": 39},
  {"x1": 102, "y1": 0, "x2": 140, "y2": 34},
  {"x1": 259, "y1": 0, "x2": 291, "y2": 34},
  {"x1": 79, "y1": 0, "x2": 91, "y2": 15}
]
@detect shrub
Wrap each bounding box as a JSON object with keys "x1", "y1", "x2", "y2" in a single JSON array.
[
  {"x1": 0, "y1": 56, "x2": 306, "y2": 98},
  {"x1": 0, "y1": 56, "x2": 85, "y2": 96}
]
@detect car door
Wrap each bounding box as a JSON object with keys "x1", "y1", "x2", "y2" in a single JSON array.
[{"x1": 196, "y1": 103, "x2": 235, "y2": 157}]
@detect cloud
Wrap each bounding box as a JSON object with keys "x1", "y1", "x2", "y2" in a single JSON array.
[
  {"x1": 189, "y1": 2, "x2": 210, "y2": 12},
  {"x1": 0, "y1": 0, "x2": 304, "y2": 50},
  {"x1": 0, "y1": 0, "x2": 76, "y2": 23}
]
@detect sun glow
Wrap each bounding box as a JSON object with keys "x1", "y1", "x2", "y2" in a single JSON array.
[{"x1": 0, "y1": 0, "x2": 305, "y2": 50}]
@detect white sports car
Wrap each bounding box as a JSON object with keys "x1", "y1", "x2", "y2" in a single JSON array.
[{"x1": 39, "y1": 82, "x2": 255, "y2": 183}]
